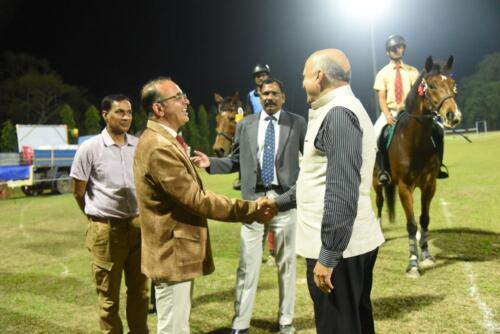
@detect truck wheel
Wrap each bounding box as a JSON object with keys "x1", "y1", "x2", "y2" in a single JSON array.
[
  {"x1": 21, "y1": 186, "x2": 39, "y2": 196},
  {"x1": 55, "y1": 173, "x2": 73, "y2": 194}
]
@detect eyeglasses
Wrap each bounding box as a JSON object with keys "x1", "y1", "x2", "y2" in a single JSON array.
[{"x1": 156, "y1": 93, "x2": 188, "y2": 104}]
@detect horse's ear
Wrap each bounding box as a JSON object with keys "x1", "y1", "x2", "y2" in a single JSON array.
[
  {"x1": 445, "y1": 55, "x2": 454, "y2": 71},
  {"x1": 232, "y1": 91, "x2": 240, "y2": 103},
  {"x1": 214, "y1": 93, "x2": 223, "y2": 105},
  {"x1": 425, "y1": 56, "x2": 433, "y2": 73}
]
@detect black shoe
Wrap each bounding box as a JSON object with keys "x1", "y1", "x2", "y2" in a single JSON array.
[
  {"x1": 378, "y1": 171, "x2": 391, "y2": 185},
  {"x1": 230, "y1": 329, "x2": 249, "y2": 334},
  {"x1": 437, "y1": 164, "x2": 449, "y2": 179}
]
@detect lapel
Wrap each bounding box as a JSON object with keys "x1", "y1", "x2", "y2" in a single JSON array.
[
  {"x1": 147, "y1": 120, "x2": 204, "y2": 187},
  {"x1": 276, "y1": 110, "x2": 291, "y2": 163},
  {"x1": 246, "y1": 113, "x2": 260, "y2": 163}
]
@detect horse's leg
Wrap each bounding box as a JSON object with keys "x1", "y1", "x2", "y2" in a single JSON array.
[
  {"x1": 375, "y1": 185, "x2": 384, "y2": 220},
  {"x1": 398, "y1": 182, "x2": 419, "y2": 277},
  {"x1": 419, "y1": 180, "x2": 436, "y2": 268}
]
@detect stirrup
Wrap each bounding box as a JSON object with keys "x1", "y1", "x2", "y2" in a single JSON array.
[{"x1": 437, "y1": 164, "x2": 449, "y2": 179}]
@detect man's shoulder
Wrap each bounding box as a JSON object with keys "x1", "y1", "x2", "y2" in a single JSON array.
[
  {"x1": 77, "y1": 133, "x2": 102, "y2": 152},
  {"x1": 240, "y1": 112, "x2": 259, "y2": 125},
  {"x1": 378, "y1": 63, "x2": 394, "y2": 74},
  {"x1": 402, "y1": 63, "x2": 419, "y2": 73},
  {"x1": 281, "y1": 110, "x2": 306, "y2": 125}
]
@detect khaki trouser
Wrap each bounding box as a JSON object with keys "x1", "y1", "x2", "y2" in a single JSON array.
[{"x1": 86, "y1": 217, "x2": 149, "y2": 334}]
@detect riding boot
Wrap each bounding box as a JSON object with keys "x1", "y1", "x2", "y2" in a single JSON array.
[
  {"x1": 377, "y1": 151, "x2": 391, "y2": 185},
  {"x1": 432, "y1": 122, "x2": 449, "y2": 179},
  {"x1": 377, "y1": 131, "x2": 391, "y2": 185}
]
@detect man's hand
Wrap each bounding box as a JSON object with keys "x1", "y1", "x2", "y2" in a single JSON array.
[
  {"x1": 384, "y1": 112, "x2": 396, "y2": 125},
  {"x1": 191, "y1": 150, "x2": 210, "y2": 168},
  {"x1": 313, "y1": 261, "x2": 334, "y2": 294},
  {"x1": 254, "y1": 196, "x2": 278, "y2": 223}
]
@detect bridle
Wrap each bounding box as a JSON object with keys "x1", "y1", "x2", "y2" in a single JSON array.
[
  {"x1": 215, "y1": 106, "x2": 237, "y2": 142},
  {"x1": 408, "y1": 76, "x2": 455, "y2": 120}
]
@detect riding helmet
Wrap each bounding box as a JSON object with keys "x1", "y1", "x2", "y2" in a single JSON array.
[
  {"x1": 386, "y1": 35, "x2": 406, "y2": 51},
  {"x1": 253, "y1": 64, "x2": 270, "y2": 76}
]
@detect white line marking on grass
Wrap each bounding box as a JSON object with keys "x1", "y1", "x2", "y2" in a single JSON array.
[
  {"x1": 439, "y1": 198, "x2": 499, "y2": 334},
  {"x1": 18, "y1": 201, "x2": 33, "y2": 240},
  {"x1": 61, "y1": 265, "x2": 70, "y2": 277}
]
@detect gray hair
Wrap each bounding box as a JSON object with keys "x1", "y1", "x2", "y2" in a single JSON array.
[{"x1": 313, "y1": 55, "x2": 351, "y2": 83}]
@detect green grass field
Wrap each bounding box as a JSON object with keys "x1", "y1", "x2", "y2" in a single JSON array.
[{"x1": 0, "y1": 132, "x2": 499, "y2": 333}]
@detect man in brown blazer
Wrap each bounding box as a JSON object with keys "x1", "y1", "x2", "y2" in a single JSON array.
[{"x1": 134, "y1": 77, "x2": 273, "y2": 334}]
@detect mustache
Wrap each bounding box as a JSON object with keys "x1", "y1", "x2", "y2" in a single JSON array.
[{"x1": 264, "y1": 100, "x2": 276, "y2": 106}]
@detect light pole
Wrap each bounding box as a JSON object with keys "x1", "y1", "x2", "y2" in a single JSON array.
[
  {"x1": 369, "y1": 16, "x2": 379, "y2": 117},
  {"x1": 338, "y1": 0, "x2": 391, "y2": 119}
]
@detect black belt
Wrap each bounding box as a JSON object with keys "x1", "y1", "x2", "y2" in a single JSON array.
[{"x1": 255, "y1": 184, "x2": 283, "y2": 194}]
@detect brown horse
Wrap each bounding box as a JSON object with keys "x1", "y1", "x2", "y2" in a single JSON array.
[
  {"x1": 374, "y1": 56, "x2": 462, "y2": 277},
  {"x1": 212, "y1": 92, "x2": 244, "y2": 157}
]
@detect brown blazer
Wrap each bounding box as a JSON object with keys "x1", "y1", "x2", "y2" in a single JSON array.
[{"x1": 134, "y1": 120, "x2": 259, "y2": 282}]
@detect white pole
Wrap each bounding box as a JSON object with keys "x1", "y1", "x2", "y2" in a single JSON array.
[{"x1": 370, "y1": 18, "x2": 379, "y2": 119}]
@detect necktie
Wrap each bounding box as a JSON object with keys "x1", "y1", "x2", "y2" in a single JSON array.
[
  {"x1": 395, "y1": 63, "x2": 403, "y2": 105},
  {"x1": 175, "y1": 135, "x2": 189, "y2": 155},
  {"x1": 261, "y1": 116, "x2": 276, "y2": 186}
]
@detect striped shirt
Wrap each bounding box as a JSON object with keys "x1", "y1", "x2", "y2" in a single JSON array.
[{"x1": 314, "y1": 107, "x2": 362, "y2": 268}]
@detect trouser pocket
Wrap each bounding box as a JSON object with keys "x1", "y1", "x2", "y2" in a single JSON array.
[{"x1": 92, "y1": 258, "x2": 114, "y2": 293}]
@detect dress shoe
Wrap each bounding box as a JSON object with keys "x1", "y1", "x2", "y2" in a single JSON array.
[
  {"x1": 279, "y1": 324, "x2": 296, "y2": 334},
  {"x1": 230, "y1": 329, "x2": 249, "y2": 334}
]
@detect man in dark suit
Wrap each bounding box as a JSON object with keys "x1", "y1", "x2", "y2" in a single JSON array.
[
  {"x1": 134, "y1": 77, "x2": 273, "y2": 334},
  {"x1": 192, "y1": 78, "x2": 306, "y2": 334}
]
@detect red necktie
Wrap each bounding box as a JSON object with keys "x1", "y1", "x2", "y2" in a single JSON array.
[
  {"x1": 175, "y1": 135, "x2": 189, "y2": 155},
  {"x1": 395, "y1": 63, "x2": 403, "y2": 105}
]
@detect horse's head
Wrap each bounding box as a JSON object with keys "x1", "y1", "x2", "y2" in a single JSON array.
[
  {"x1": 212, "y1": 91, "x2": 243, "y2": 157},
  {"x1": 419, "y1": 55, "x2": 462, "y2": 128}
]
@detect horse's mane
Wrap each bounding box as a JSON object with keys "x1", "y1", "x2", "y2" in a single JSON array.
[
  {"x1": 404, "y1": 61, "x2": 449, "y2": 113},
  {"x1": 404, "y1": 71, "x2": 425, "y2": 113}
]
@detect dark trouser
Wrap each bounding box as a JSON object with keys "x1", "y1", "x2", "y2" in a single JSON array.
[
  {"x1": 86, "y1": 217, "x2": 150, "y2": 334},
  {"x1": 377, "y1": 125, "x2": 390, "y2": 176},
  {"x1": 306, "y1": 248, "x2": 379, "y2": 334}
]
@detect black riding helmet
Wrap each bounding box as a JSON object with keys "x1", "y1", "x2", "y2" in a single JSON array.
[
  {"x1": 253, "y1": 64, "x2": 270, "y2": 76},
  {"x1": 386, "y1": 35, "x2": 406, "y2": 51}
]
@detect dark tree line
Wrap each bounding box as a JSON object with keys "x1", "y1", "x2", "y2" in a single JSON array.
[
  {"x1": 457, "y1": 52, "x2": 500, "y2": 130},
  {"x1": 0, "y1": 52, "x2": 219, "y2": 153}
]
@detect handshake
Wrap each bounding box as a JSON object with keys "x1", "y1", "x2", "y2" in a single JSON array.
[{"x1": 254, "y1": 196, "x2": 278, "y2": 224}]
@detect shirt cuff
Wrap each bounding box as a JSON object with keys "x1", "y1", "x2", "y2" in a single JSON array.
[
  {"x1": 318, "y1": 247, "x2": 343, "y2": 269},
  {"x1": 274, "y1": 193, "x2": 295, "y2": 212}
]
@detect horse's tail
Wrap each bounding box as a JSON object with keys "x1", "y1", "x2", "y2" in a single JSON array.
[{"x1": 384, "y1": 182, "x2": 396, "y2": 222}]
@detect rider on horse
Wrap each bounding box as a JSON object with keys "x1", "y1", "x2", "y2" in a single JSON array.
[
  {"x1": 246, "y1": 64, "x2": 271, "y2": 114},
  {"x1": 373, "y1": 35, "x2": 448, "y2": 185}
]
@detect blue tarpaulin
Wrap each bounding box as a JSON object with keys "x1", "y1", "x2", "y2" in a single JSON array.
[{"x1": 0, "y1": 165, "x2": 31, "y2": 181}]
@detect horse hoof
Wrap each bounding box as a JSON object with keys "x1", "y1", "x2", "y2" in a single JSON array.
[
  {"x1": 406, "y1": 267, "x2": 420, "y2": 278},
  {"x1": 420, "y1": 257, "x2": 435, "y2": 269}
]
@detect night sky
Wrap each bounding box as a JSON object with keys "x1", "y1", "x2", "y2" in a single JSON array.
[{"x1": 1, "y1": 0, "x2": 499, "y2": 120}]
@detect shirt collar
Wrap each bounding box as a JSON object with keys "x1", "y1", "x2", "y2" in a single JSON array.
[
  {"x1": 260, "y1": 109, "x2": 281, "y2": 122},
  {"x1": 311, "y1": 85, "x2": 353, "y2": 110},
  {"x1": 390, "y1": 60, "x2": 406, "y2": 69},
  {"x1": 101, "y1": 128, "x2": 135, "y2": 147},
  {"x1": 157, "y1": 122, "x2": 178, "y2": 138}
]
